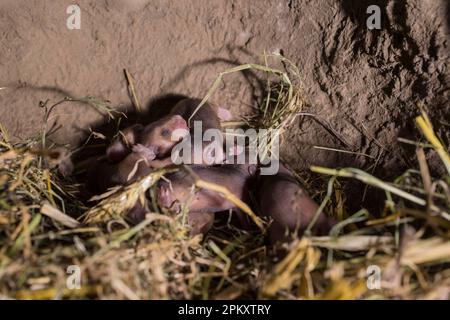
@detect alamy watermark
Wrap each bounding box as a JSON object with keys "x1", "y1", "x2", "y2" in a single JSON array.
[
  {"x1": 170, "y1": 122, "x2": 280, "y2": 175},
  {"x1": 66, "y1": 265, "x2": 81, "y2": 289},
  {"x1": 366, "y1": 265, "x2": 381, "y2": 290},
  {"x1": 366, "y1": 5, "x2": 381, "y2": 30},
  {"x1": 66, "y1": 5, "x2": 81, "y2": 30}
]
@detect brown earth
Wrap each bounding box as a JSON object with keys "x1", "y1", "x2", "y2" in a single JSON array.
[{"x1": 1, "y1": 0, "x2": 449, "y2": 187}]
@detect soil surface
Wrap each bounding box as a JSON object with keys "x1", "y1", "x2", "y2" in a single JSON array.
[{"x1": 1, "y1": 0, "x2": 449, "y2": 182}]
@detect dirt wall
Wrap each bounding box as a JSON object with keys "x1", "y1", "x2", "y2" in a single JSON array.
[{"x1": 1, "y1": 0, "x2": 449, "y2": 176}]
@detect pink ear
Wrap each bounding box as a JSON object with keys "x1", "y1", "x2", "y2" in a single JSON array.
[
  {"x1": 217, "y1": 107, "x2": 232, "y2": 121},
  {"x1": 171, "y1": 115, "x2": 189, "y2": 131}
]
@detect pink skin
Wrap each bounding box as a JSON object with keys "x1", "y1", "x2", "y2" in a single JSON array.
[
  {"x1": 188, "y1": 211, "x2": 215, "y2": 236},
  {"x1": 128, "y1": 188, "x2": 214, "y2": 235},
  {"x1": 106, "y1": 98, "x2": 230, "y2": 167},
  {"x1": 157, "y1": 184, "x2": 216, "y2": 236},
  {"x1": 98, "y1": 115, "x2": 189, "y2": 189},
  {"x1": 216, "y1": 106, "x2": 232, "y2": 121},
  {"x1": 100, "y1": 99, "x2": 233, "y2": 229},
  {"x1": 106, "y1": 115, "x2": 189, "y2": 163},
  {"x1": 95, "y1": 118, "x2": 188, "y2": 192},
  {"x1": 156, "y1": 164, "x2": 256, "y2": 234},
  {"x1": 160, "y1": 98, "x2": 231, "y2": 166},
  {"x1": 256, "y1": 164, "x2": 336, "y2": 244},
  {"x1": 139, "y1": 115, "x2": 189, "y2": 157},
  {"x1": 157, "y1": 164, "x2": 256, "y2": 213},
  {"x1": 227, "y1": 144, "x2": 244, "y2": 157},
  {"x1": 132, "y1": 144, "x2": 157, "y2": 163},
  {"x1": 127, "y1": 98, "x2": 233, "y2": 168}
]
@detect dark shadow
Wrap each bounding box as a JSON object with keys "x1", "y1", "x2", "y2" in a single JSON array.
[
  {"x1": 446, "y1": 0, "x2": 450, "y2": 35},
  {"x1": 157, "y1": 55, "x2": 266, "y2": 106},
  {"x1": 340, "y1": 0, "x2": 428, "y2": 97}
]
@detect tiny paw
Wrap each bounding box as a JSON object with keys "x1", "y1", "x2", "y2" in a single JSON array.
[
  {"x1": 217, "y1": 106, "x2": 233, "y2": 121},
  {"x1": 228, "y1": 144, "x2": 244, "y2": 156},
  {"x1": 132, "y1": 144, "x2": 156, "y2": 161}
]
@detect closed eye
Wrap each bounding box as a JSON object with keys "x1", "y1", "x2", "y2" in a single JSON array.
[{"x1": 161, "y1": 128, "x2": 170, "y2": 137}]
